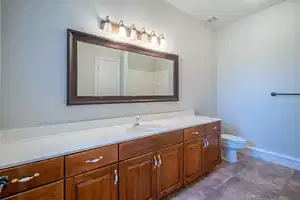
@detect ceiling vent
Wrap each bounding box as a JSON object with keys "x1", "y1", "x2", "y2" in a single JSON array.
[{"x1": 206, "y1": 16, "x2": 218, "y2": 23}]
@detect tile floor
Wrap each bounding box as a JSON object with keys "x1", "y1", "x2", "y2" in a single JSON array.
[{"x1": 165, "y1": 155, "x2": 300, "y2": 200}]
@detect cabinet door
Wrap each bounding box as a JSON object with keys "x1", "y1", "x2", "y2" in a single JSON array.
[
  {"x1": 157, "y1": 143, "x2": 183, "y2": 199},
  {"x1": 66, "y1": 164, "x2": 118, "y2": 200},
  {"x1": 204, "y1": 133, "x2": 221, "y2": 172},
  {"x1": 183, "y1": 138, "x2": 205, "y2": 185},
  {"x1": 119, "y1": 152, "x2": 157, "y2": 200}
]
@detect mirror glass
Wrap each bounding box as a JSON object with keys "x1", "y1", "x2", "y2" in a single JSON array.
[{"x1": 77, "y1": 41, "x2": 174, "y2": 97}]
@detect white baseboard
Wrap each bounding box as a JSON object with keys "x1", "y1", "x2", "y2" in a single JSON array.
[{"x1": 242, "y1": 146, "x2": 300, "y2": 170}]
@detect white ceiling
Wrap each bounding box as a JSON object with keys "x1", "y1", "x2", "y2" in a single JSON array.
[{"x1": 166, "y1": 0, "x2": 286, "y2": 29}]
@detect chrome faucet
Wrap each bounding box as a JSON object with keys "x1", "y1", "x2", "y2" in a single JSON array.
[{"x1": 133, "y1": 116, "x2": 141, "y2": 126}]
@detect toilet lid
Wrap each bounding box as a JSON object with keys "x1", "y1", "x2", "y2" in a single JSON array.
[{"x1": 221, "y1": 134, "x2": 246, "y2": 143}]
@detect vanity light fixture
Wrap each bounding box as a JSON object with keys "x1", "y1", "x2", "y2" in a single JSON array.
[
  {"x1": 130, "y1": 24, "x2": 138, "y2": 40},
  {"x1": 100, "y1": 16, "x2": 167, "y2": 50},
  {"x1": 103, "y1": 16, "x2": 112, "y2": 32},
  {"x1": 118, "y1": 20, "x2": 127, "y2": 38},
  {"x1": 141, "y1": 28, "x2": 148, "y2": 42},
  {"x1": 150, "y1": 31, "x2": 158, "y2": 46},
  {"x1": 159, "y1": 34, "x2": 167, "y2": 49}
]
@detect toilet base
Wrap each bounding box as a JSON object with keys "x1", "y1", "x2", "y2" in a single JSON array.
[{"x1": 222, "y1": 148, "x2": 238, "y2": 163}]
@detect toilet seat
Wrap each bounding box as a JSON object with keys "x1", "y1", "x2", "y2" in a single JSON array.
[{"x1": 221, "y1": 134, "x2": 246, "y2": 143}]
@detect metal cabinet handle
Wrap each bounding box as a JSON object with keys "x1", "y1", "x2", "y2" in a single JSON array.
[
  {"x1": 206, "y1": 139, "x2": 209, "y2": 147},
  {"x1": 86, "y1": 156, "x2": 104, "y2": 164},
  {"x1": 113, "y1": 169, "x2": 118, "y2": 185},
  {"x1": 157, "y1": 155, "x2": 162, "y2": 167},
  {"x1": 11, "y1": 173, "x2": 40, "y2": 183},
  {"x1": 0, "y1": 176, "x2": 8, "y2": 194},
  {"x1": 0, "y1": 184, "x2": 4, "y2": 195},
  {"x1": 192, "y1": 132, "x2": 199, "y2": 135},
  {"x1": 203, "y1": 140, "x2": 207, "y2": 148},
  {"x1": 153, "y1": 156, "x2": 158, "y2": 168},
  {"x1": 212, "y1": 126, "x2": 217, "y2": 130}
]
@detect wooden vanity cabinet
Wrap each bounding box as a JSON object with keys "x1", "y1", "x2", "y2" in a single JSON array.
[
  {"x1": 183, "y1": 138, "x2": 205, "y2": 185},
  {"x1": 119, "y1": 130, "x2": 183, "y2": 161},
  {"x1": 65, "y1": 144, "x2": 118, "y2": 177},
  {"x1": 119, "y1": 143, "x2": 183, "y2": 200},
  {"x1": 3, "y1": 181, "x2": 63, "y2": 200},
  {"x1": 119, "y1": 152, "x2": 157, "y2": 200},
  {"x1": 183, "y1": 122, "x2": 221, "y2": 185},
  {"x1": 156, "y1": 144, "x2": 183, "y2": 199},
  {"x1": 183, "y1": 125, "x2": 205, "y2": 141},
  {"x1": 1, "y1": 121, "x2": 222, "y2": 200},
  {"x1": 0, "y1": 157, "x2": 64, "y2": 199},
  {"x1": 66, "y1": 163, "x2": 118, "y2": 200},
  {"x1": 204, "y1": 132, "x2": 221, "y2": 172}
]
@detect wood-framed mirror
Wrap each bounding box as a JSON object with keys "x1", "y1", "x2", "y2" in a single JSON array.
[{"x1": 67, "y1": 29, "x2": 179, "y2": 105}]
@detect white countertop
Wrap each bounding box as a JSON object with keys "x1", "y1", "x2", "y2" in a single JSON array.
[{"x1": 0, "y1": 115, "x2": 220, "y2": 170}]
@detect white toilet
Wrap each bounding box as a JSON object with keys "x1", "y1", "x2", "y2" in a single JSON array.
[{"x1": 221, "y1": 134, "x2": 246, "y2": 163}]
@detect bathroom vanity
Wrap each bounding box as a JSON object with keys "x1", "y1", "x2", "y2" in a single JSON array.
[
  {"x1": 0, "y1": 28, "x2": 221, "y2": 199},
  {"x1": 0, "y1": 115, "x2": 221, "y2": 200}
]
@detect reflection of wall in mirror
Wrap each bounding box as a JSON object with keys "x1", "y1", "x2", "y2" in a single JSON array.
[
  {"x1": 127, "y1": 53, "x2": 155, "y2": 96},
  {"x1": 128, "y1": 69, "x2": 155, "y2": 96},
  {"x1": 153, "y1": 59, "x2": 173, "y2": 96},
  {"x1": 127, "y1": 53, "x2": 173, "y2": 96}
]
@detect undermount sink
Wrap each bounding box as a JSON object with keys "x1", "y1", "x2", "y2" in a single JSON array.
[{"x1": 126, "y1": 124, "x2": 164, "y2": 133}]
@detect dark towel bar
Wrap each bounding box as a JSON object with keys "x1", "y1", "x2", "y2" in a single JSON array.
[{"x1": 271, "y1": 92, "x2": 300, "y2": 96}]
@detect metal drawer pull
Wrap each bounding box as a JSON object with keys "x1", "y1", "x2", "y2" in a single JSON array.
[
  {"x1": 113, "y1": 170, "x2": 118, "y2": 185},
  {"x1": 153, "y1": 156, "x2": 158, "y2": 168},
  {"x1": 11, "y1": 173, "x2": 40, "y2": 183},
  {"x1": 212, "y1": 126, "x2": 217, "y2": 130},
  {"x1": 157, "y1": 155, "x2": 162, "y2": 167},
  {"x1": 192, "y1": 132, "x2": 199, "y2": 135},
  {"x1": 86, "y1": 156, "x2": 104, "y2": 164},
  {"x1": 0, "y1": 176, "x2": 8, "y2": 194}
]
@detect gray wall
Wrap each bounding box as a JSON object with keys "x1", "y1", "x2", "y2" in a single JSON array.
[
  {"x1": 0, "y1": 0, "x2": 2, "y2": 130},
  {"x1": 1, "y1": 0, "x2": 216, "y2": 129},
  {"x1": 217, "y1": 1, "x2": 300, "y2": 158}
]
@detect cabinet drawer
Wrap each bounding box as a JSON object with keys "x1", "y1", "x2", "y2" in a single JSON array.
[
  {"x1": 65, "y1": 144, "x2": 118, "y2": 177},
  {"x1": 119, "y1": 130, "x2": 183, "y2": 160},
  {"x1": 183, "y1": 125, "x2": 205, "y2": 141},
  {"x1": 0, "y1": 157, "x2": 64, "y2": 198},
  {"x1": 3, "y1": 180, "x2": 63, "y2": 200},
  {"x1": 206, "y1": 121, "x2": 221, "y2": 135}
]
